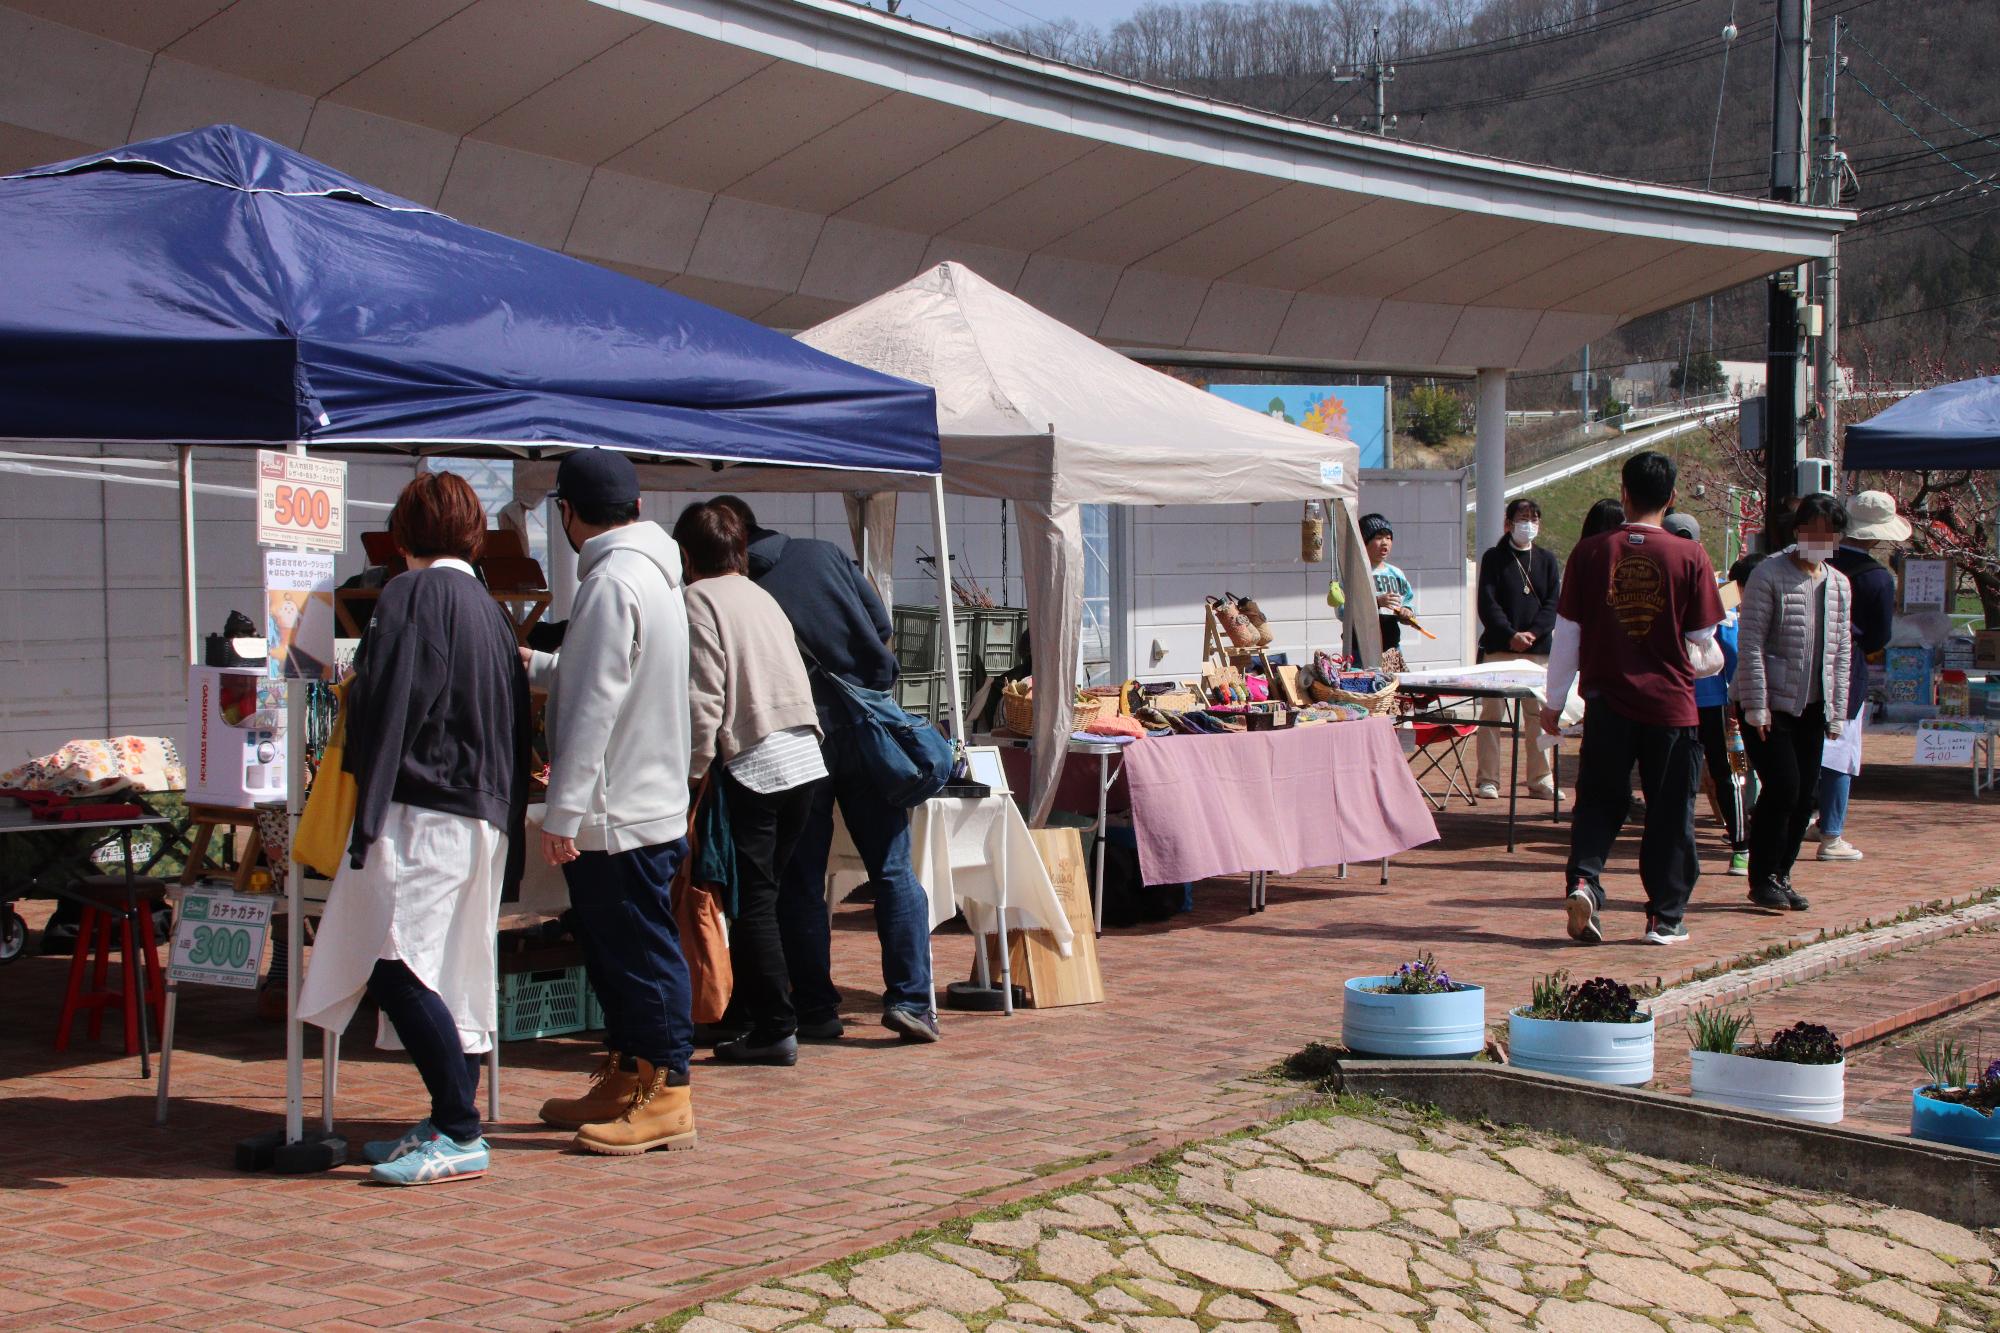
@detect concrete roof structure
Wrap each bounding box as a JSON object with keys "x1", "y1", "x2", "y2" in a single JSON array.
[{"x1": 0, "y1": 0, "x2": 1847, "y2": 376}]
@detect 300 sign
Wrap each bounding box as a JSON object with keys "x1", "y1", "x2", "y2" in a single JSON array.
[{"x1": 184, "y1": 924, "x2": 254, "y2": 970}]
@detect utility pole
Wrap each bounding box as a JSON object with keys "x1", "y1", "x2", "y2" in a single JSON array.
[
  {"x1": 1580, "y1": 345, "x2": 1592, "y2": 422},
  {"x1": 1815, "y1": 18, "x2": 1846, "y2": 470},
  {"x1": 1322, "y1": 27, "x2": 1397, "y2": 134},
  {"x1": 1763, "y1": 0, "x2": 1811, "y2": 546}
]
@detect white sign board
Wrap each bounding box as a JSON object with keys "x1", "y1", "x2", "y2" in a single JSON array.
[
  {"x1": 264, "y1": 550, "x2": 338, "y2": 682},
  {"x1": 256, "y1": 450, "x2": 347, "y2": 554},
  {"x1": 1902, "y1": 558, "x2": 1949, "y2": 613},
  {"x1": 1915, "y1": 723, "x2": 1981, "y2": 767},
  {"x1": 169, "y1": 888, "x2": 274, "y2": 989}
]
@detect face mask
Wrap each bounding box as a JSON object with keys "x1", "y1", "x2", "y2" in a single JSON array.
[
  {"x1": 1799, "y1": 539, "x2": 1838, "y2": 562},
  {"x1": 1511, "y1": 521, "x2": 1539, "y2": 546}
]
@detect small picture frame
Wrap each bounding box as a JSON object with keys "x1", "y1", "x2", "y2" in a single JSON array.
[{"x1": 963, "y1": 744, "x2": 1010, "y2": 796}]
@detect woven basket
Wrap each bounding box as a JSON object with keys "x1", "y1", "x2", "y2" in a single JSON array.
[
  {"x1": 1324, "y1": 679, "x2": 1401, "y2": 715},
  {"x1": 1002, "y1": 683, "x2": 1105, "y2": 734}
]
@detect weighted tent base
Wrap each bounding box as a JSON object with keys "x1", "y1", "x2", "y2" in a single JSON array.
[
  {"x1": 236, "y1": 1126, "x2": 346, "y2": 1174},
  {"x1": 942, "y1": 981, "x2": 1020, "y2": 1012}
]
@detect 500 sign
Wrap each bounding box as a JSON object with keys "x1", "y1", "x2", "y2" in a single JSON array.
[{"x1": 256, "y1": 450, "x2": 347, "y2": 554}]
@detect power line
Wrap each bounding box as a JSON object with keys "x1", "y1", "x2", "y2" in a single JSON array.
[
  {"x1": 1845, "y1": 27, "x2": 2000, "y2": 155},
  {"x1": 1850, "y1": 70, "x2": 1994, "y2": 187}
]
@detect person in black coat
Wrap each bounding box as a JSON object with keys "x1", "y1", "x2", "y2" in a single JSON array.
[
  {"x1": 1812, "y1": 490, "x2": 1905, "y2": 862},
  {"x1": 1474, "y1": 497, "x2": 1563, "y2": 797}
]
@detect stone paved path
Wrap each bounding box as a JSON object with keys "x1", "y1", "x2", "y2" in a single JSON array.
[{"x1": 669, "y1": 1099, "x2": 2000, "y2": 1333}]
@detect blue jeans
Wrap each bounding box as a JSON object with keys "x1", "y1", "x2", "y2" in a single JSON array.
[
  {"x1": 1817, "y1": 767, "x2": 1852, "y2": 837},
  {"x1": 563, "y1": 838, "x2": 694, "y2": 1076},
  {"x1": 777, "y1": 780, "x2": 933, "y2": 1019}
]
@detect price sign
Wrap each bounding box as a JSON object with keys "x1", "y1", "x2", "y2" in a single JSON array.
[
  {"x1": 169, "y1": 888, "x2": 273, "y2": 989},
  {"x1": 1902, "y1": 558, "x2": 1949, "y2": 614},
  {"x1": 1915, "y1": 723, "x2": 1980, "y2": 767},
  {"x1": 256, "y1": 450, "x2": 347, "y2": 554}
]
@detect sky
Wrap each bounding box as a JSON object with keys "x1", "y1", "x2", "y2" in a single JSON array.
[{"x1": 896, "y1": 0, "x2": 1148, "y2": 36}]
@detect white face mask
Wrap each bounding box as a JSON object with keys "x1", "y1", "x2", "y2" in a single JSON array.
[
  {"x1": 1799, "y1": 539, "x2": 1838, "y2": 563},
  {"x1": 1511, "y1": 521, "x2": 1540, "y2": 546}
]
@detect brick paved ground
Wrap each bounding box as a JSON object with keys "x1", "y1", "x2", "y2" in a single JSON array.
[
  {"x1": 1650, "y1": 925, "x2": 2000, "y2": 1133},
  {"x1": 1845, "y1": 995, "x2": 2000, "y2": 1136},
  {"x1": 0, "y1": 733, "x2": 1994, "y2": 1331}
]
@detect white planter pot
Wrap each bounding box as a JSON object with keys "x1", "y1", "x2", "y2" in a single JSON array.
[
  {"x1": 1508, "y1": 1007, "x2": 1655, "y2": 1085},
  {"x1": 1691, "y1": 1050, "x2": 1845, "y2": 1123}
]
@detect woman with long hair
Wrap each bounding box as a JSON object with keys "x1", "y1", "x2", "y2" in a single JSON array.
[{"x1": 300, "y1": 471, "x2": 530, "y2": 1185}]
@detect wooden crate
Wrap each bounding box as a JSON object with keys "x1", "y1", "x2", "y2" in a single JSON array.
[{"x1": 977, "y1": 827, "x2": 1104, "y2": 1008}]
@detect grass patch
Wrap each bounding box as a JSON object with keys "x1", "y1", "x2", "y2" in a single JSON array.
[{"x1": 1032, "y1": 1150, "x2": 1113, "y2": 1178}]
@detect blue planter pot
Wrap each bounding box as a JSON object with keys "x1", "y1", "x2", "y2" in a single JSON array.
[
  {"x1": 1508, "y1": 1006, "x2": 1655, "y2": 1086},
  {"x1": 1911, "y1": 1087, "x2": 2000, "y2": 1153},
  {"x1": 1342, "y1": 978, "x2": 1486, "y2": 1058}
]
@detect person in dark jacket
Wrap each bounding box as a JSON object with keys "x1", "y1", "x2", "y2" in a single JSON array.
[
  {"x1": 299, "y1": 471, "x2": 530, "y2": 1186},
  {"x1": 1812, "y1": 490, "x2": 1905, "y2": 862},
  {"x1": 711, "y1": 496, "x2": 939, "y2": 1045},
  {"x1": 1474, "y1": 497, "x2": 1562, "y2": 798}
]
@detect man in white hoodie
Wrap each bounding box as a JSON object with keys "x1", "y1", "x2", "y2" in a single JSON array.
[{"x1": 527, "y1": 449, "x2": 697, "y2": 1156}]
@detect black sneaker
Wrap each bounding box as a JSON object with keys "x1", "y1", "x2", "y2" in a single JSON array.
[
  {"x1": 797, "y1": 1015, "x2": 845, "y2": 1042},
  {"x1": 714, "y1": 1032, "x2": 799, "y2": 1066},
  {"x1": 882, "y1": 1008, "x2": 941, "y2": 1043},
  {"x1": 1564, "y1": 884, "x2": 1602, "y2": 945},
  {"x1": 1746, "y1": 880, "x2": 1791, "y2": 911},
  {"x1": 692, "y1": 1021, "x2": 751, "y2": 1048},
  {"x1": 1775, "y1": 877, "x2": 1811, "y2": 911},
  {"x1": 1643, "y1": 916, "x2": 1690, "y2": 946}
]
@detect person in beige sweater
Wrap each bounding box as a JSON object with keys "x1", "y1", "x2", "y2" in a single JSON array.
[{"x1": 673, "y1": 501, "x2": 827, "y2": 1067}]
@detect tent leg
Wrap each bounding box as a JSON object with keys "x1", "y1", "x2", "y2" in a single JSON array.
[
  {"x1": 285, "y1": 443, "x2": 306, "y2": 1148},
  {"x1": 178, "y1": 446, "x2": 197, "y2": 665},
  {"x1": 930, "y1": 477, "x2": 966, "y2": 741}
]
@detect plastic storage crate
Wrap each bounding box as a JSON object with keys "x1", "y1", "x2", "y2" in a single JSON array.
[
  {"x1": 971, "y1": 608, "x2": 1029, "y2": 674},
  {"x1": 891, "y1": 605, "x2": 974, "y2": 672},
  {"x1": 499, "y1": 965, "x2": 591, "y2": 1041},
  {"x1": 894, "y1": 670, "x2": 975, "y2": 724}
]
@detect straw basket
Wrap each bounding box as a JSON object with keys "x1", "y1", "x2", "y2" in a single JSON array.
[
  {"x1": 1002, "y1": 682, "x2": 1105, "y2": 734},
  {"x1": 1310, "y1": 678, "x2": 1401, "y2": 715}
]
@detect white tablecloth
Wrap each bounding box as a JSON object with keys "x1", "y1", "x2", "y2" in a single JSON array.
[
  {"x1": 522, "y1": 797, "x2": 1074, "y2": 957},
  {"x1": 829, "y1": 795, "x2": 1074, "y2": 956}
]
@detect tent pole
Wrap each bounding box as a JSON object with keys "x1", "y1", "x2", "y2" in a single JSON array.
[
  {"x1": 930, "y1": 476, "x2": 967, "y2": 741},
  {"x1": 284, "y1": 443, "x2": 306, "y2": 1147},
  {"x1": 178, "y1": 446, "x2": 197, "y2": 664}
]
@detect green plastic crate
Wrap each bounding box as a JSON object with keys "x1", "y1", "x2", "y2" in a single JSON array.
[
  {"x1": 498, "y1": 965, "x2": 590, "y2": 1041},
  {"x1": 971, "y1": 608, "x2": 1029, "y2": 674},
  {"x1": 891, "y1": 605, "x2": 974, "y2": 672}
]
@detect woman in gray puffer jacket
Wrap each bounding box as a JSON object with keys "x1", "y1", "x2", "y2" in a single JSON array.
[{"x1": 1731, "y1": 493, "x2": 1853, "y2": 914}]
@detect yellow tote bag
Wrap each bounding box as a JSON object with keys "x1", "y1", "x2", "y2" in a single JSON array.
[{"x1": 293, "y1": 680, "x2": 357, "y2": 878}]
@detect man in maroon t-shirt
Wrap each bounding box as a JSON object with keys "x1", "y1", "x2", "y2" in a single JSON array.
[{"x1": 1541, "y1": 451, "x2": 1726, "y2": 946}]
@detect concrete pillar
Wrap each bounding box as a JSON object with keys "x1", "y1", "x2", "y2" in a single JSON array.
[{"x1": 1475, "y1": 368, "x2": 1508, "y2": 552}]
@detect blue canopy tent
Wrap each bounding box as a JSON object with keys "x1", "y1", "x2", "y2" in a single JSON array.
[
  {"x1": 0, "y1": 125, "x2": 959, "y2": 1146},
  {"x1": 1846, "y1": 377, "x2": 2000, "y2": 471}
]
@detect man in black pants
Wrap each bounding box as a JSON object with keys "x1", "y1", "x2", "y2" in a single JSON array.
[{"x1": 1541, "y1": 452, "x2": 1726, "y2": 946}]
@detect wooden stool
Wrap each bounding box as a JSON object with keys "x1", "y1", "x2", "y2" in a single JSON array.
[{"x1": 55, "y1": 879, "x2": 167, "y2": 1055}]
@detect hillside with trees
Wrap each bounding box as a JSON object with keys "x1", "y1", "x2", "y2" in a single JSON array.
[{"x1": 988, "y1": 0, "x2": 1998, "y2": 398}]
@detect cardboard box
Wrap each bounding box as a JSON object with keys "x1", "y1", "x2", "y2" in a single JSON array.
[{"x1": 186, "y1": 667, "x2": 287, "y2": 809}]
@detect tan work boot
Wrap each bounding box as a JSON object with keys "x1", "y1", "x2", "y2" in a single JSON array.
[
  {"x1": 538, "y1": 1050, "x2": 639, "y2": 1130},
  {"x1": 573, "y1": 1060, "x2": 696, "y2": 1156}
]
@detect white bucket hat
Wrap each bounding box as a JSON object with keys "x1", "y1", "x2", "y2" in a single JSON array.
[{"x1": 1845, "y1": 489, "x2": 1913, "y2": 543}]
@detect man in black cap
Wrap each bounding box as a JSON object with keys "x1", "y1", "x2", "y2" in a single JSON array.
[{"x1": 527, "y1": 448, "x2": 700, "y2": 1155}]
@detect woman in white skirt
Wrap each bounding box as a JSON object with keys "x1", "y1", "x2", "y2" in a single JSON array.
[{"x1": 300, "y1": 472, "x2": 530, "y2": 1186}]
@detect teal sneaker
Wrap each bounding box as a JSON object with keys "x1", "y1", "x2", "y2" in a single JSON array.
[
  {"x1": 363, "y1": 1119, "x2": 438, "y2": 1166},
  {"x1": 367, "y1": 1134, "x2": 488, "y2": 1186}
]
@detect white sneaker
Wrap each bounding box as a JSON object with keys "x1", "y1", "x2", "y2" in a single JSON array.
[
  {"x1": 1801, "y1": 816, "x2": 1822, "y2": 843},
  {"x1": 1817, "y1": 836, "x2": 1864, "y2": 862},
  {"x1": 1475, "y1": 781, "x2": 1500, "y2": 800},
  {"x1": 1529, "y1": 779, "x2": 1565, "y2": 802}
]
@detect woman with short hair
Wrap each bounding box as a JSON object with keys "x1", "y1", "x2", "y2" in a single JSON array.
[
  {"x1": 1731, "y1": 492, "x2": 1854, "y2": 916},
  {"x1": 299, "y1": 471, "x2": 530, "y2": 1185},
  {"x1": 673, "y1": 500, "x2": 827, "y2": 1067}
]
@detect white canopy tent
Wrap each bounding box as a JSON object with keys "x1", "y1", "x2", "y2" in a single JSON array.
[{"x1": 801, "y1": 262, "x2": 1371, "y2": 824}]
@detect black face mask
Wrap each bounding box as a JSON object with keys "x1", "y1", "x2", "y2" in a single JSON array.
[{"x1": 559, "y1": 502, "x2": 582, "y2": 555}]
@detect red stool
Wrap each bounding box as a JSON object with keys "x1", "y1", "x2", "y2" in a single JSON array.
[{"x1": 54, "y1": 882, "x2": 166, "y2": 1056}]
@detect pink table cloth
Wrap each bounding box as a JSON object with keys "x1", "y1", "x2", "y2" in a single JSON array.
[{"x1": 1121, "y1": 717, "x2": 1439, "y2": 886}]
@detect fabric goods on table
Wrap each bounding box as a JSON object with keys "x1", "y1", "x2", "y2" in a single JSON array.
[
  {"x1": 1121, "y1": 717, "x2": 1439, "y2": 887},
  {"x1": 1, "y1": 736, "x2": 184, "y2": 796}
]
